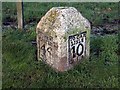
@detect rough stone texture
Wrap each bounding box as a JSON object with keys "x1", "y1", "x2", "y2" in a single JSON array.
[{"x1": 36, "y1": 7, "x2": 91, "y2": 72}]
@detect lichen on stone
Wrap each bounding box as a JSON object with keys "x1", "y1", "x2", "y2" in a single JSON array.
[
  {"x1": 38, "y1": 9, "x2": 60, "y2": 36},
  {"x1": 63, "y1": 28, "x2": 82, "y2": 42}
]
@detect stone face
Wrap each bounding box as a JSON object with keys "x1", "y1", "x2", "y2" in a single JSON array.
[{"x1": 36, "y1": 7, "x2": 91, "y2": 72}]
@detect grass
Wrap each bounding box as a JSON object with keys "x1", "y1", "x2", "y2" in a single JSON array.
[
  {"x1": 2, "y1": 2, "x2": 119, "y2": 88},
  {"x1": 2, "y1": 28, "x2": 119, "y2": 88},
  {"x1": 2, "y1": 2, "x2": 118, "y2": 26}
]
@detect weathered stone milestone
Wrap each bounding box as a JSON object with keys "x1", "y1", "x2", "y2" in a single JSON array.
[{"x1": 36, "y1": 7, "x2": 91, "y2": 71}]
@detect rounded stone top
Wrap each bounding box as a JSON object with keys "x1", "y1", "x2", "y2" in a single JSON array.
[
  {"x1": 36, "y1": 7, "x2": 90, "y2": 36},
  {"x1": 48, "y1": 7, "x2": 78, "y2": 13},
  {"x1": 51, "y1": 7, "x2": 71, "y2": 9},
  {"x1": 50, "y1": 7, "x2": 77, "y2": 10}
]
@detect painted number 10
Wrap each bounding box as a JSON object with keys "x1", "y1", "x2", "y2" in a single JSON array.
[{"x1": 71, "y1": 43, "x2": 84, "y2": 58}]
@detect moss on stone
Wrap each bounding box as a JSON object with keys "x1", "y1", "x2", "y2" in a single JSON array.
[
  {"x1": 63, "y1": 27, "x2": 84, "y2": 42},
  {"x1": 39, "y1": 10, "x2": 59, "y2": 34}
]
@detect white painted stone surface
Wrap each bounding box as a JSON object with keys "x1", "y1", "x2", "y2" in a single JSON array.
[{"x1": 36, "y1": 7, "x2": 91, "y2": 71}]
